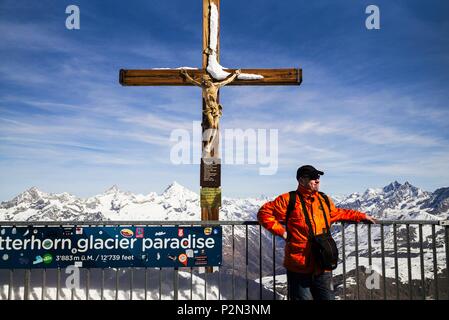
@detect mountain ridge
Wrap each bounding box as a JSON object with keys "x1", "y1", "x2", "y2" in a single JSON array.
[{"x1": 1, "y1": 181, "x2": 448, "y2": 221}]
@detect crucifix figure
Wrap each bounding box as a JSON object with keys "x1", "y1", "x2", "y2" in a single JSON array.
[
  {"x1": 119, "y1": 0, "x2": 302, "y2": 222},
  {"x1": 180, "y1": 68, "x2": 241, "y2": 154}
]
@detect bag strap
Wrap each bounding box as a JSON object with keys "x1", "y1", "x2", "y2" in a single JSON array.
[
  {"x1": 317, "y1": 197, "x2": 330, "y2": 232},
  {"x1": 285, "y1": 191, "x2": 297, "y2": 239},
  {"x1": 318, "y1": 192, "x2": 331, "y2": 211},
  {"x1": 287, "y1": 191, "x2": 333, "y2": 238},
  {"x1": 318, "y1": 192, "x2": 331, "y2": 232},
  {"x1": 297, "y1": 192, "x2": 316, "y2": 239}
]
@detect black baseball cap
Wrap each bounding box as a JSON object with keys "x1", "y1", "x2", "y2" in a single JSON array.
[{"x1": 296, "y1": 165, "x2": 324, "y2": 180}]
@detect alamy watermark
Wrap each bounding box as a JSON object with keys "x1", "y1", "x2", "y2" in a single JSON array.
[
  {"x1": 365, "y1": 5, "x2": 380, "y2": 30},
  {"x1": 364, "y1": 265, "x2": 381, "y2": 290},
  {"x1": 65, "y1": 265, "x2": 80, "y2": 290},
  {"x1": 66, "y1": 5, "x2": 80, "y2": 30},
  {"x1": 170, "y1": 121, "x2": 278, "y2": 175}
]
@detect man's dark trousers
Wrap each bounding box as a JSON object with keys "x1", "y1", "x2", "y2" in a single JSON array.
[{"x1": 287, "y1": 270, "x2": 334, "y2": 300}]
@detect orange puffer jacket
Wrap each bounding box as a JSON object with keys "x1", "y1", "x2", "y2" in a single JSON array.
[{"x1": 257, "y1": 185, "x2": 367, "y2": 274}]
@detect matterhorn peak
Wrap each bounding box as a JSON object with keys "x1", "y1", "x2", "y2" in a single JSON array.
[
  {"x1": 104, "y1": 185, "x2": 120, "y2": 194},
  {"x1": 162, "y1": 181, "x2": 198, "y2": 199},
  {"x1": 163, "y1": 181, "x2": 184, "y2": 193}
]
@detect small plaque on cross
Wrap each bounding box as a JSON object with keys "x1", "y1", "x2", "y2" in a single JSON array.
[{"x1": 200, "y1": 159, "x2": 221, "y2": 187}]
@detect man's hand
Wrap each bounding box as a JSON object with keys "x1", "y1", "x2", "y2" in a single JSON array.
[
  {"x1": 282, "y1": 231, "x2": 287, "y2": 240},
  {"x1": 235, "y1": 69, "x2": 241, "y2": 75},
  {"x1": 363, "y1": 215, "x2": 377, "y2": 224}
]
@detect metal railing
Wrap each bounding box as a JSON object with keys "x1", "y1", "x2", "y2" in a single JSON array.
[
  {"x1": 0, "y1": 220, "x2": 448, "y2": 300},
  {"x1": 339, "y1": 220, "x2": 449, "y2": 300}
]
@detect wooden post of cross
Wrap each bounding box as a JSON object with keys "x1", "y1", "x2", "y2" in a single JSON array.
[{"x1": 119, "y1": 0, "x2": 301, "y2": 225}]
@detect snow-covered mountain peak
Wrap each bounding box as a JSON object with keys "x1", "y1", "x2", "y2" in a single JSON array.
[
  {"x1": 361, "y1": 188, "x2": 380, "y2": 199},
  {"x1": 104, "y1": 185, "x2": 120, "y2": 194},
  {"x1": 422, "y1": 187, "x2": 449, "y2": 215},
  {"x1": 23, "y1": 186, "x2": 45, "y2": 198},
  {"x1": 336, "y1": 181, "x2": 437, "y2": 220},
  {"x1": 28, "y1": 186, "x2": 40, "y2": 193},
  {"x1": 382, "y1": 180, "x2": 402, "y2": 193},
  {"x1": 162, "y1": 181, "x2": 198, "y2": 200},
  {"x1": 382, "y1": 181, "x2": 426, "y2": 199},
  {"x1": 53, "y1": 192, "x2": 76, "y2": 203},
  {"x1": 363, "y1": 181, "x2": 425, "y2": 200},
  {"x1": 10, "y1": 186, "x2": 47, "y2": 205}
]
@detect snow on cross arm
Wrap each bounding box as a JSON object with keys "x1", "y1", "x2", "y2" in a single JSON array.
[{"x1": 206, "y1": 3, "x2": 263, "y2": 81}]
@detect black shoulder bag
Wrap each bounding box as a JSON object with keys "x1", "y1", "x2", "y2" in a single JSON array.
[{"x1": 286, "y1": 191, "x2": 338, "y2": 270}]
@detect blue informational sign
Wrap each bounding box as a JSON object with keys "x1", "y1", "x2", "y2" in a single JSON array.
[{"x1": 0, "y1": 226, "x2": 222, "y2": 269}]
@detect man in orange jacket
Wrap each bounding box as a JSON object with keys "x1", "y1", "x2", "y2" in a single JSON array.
[{"x1": 257, "y1": 165, "x2": 376, "y2": 300}]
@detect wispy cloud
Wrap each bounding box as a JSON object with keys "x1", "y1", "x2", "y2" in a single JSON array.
[{"x1": 0, "y1": 21, "x2": 75, "y2": 53}]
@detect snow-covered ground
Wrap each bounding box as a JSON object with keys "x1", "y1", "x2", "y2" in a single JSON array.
[{"x1": 0, "y1": 269, "x2": 220, "y2": 300}]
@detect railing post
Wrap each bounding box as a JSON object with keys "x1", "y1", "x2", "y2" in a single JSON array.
[
  {"x1": 86, "y1": 268, "x2": 90, "y2": 300},
  {"x1": 159, "y1": 267, "x2": 162, "y2": 300},
  {"x1": 204, "y1": 265, "x2": 208, "y2": 300},
  {"x1": 381, "y1": 224, "x2": 386, "y2": 300},
  {"x1": 56, "y1": 267, "x2": 61, "y2": 300},
  {"x1": 129, "y1": 268, "x2": 133, "y2": 300},
  {"x1": 406, "y1": 224, "x2": 412, "y2": 300},
  {"x1": 42, "y1": 269, "x2": 46, "y2": 300},
  {"x1": 245, "y1": 224, "x2": 249, "y2": 300},
  {"x1": 419, "y1": 224, "x2": 425, "y2": 300},
  {"x1": 232, "y1": 224, "x2": 235, "y2": 300},
  {"x1": 115, "y1": 268, "x2": 119, "y2": 300},
  {"x1": 190, "y1": 267, "x2": 193, "y2": 300},
  {"x1": 144, "y1": 267, "x2": 148, "y2": 301},
  {"x1": 173, "y1": 267, "x2": 178, "y2": 301},
  {"x1": 24, "y1": 269, "x2": 30, "y2": 300},
  {"x1": 393, "y1": 223, "x2": 399, "y2": 300},
  {"x1": 432, "y1": 224, "x2": 439, "y2": 300},
  {"x1": 159, "y1": 224, "x2": 163, "y2": 300},
  {"x1": 218, "y1": 265, "x2": 221, "y2": 300},
  {"x1": 101, "y1": 268, "x2": 105, "y2": 300},
  {"x1": 189, "y1": 224, "x2": 193, "y2": 301},
  {"x1": 368, "y1": 223, "x2": 372, "y2": 300},
  {"x1": 71, "y1": 271, "x2": 75, "y2": 300},
  {"x1": 8, "y1": 269, "x2": 13, "y2": 300},
  {"x1": 439, "y1": 220, "x2": 449, "y2": 300},
  {"x1": 259, "y1": 224, "x2": 262, "y2": 300},
  {"x1": 445, "y1": 223, "x2": 449, "y2": 300},
  {"x1": 86, "y1": 224, "x2": 91, "y2": 301}
]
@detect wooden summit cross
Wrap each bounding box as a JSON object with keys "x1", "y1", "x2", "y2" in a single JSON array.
[{"x1": 119, "y1": 0, "x2": 302, "y2": 222}]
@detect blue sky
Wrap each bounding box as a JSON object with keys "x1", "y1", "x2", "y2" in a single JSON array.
[{"x1": 0, "y1": 0, "x2": 448, "y2": 200}]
